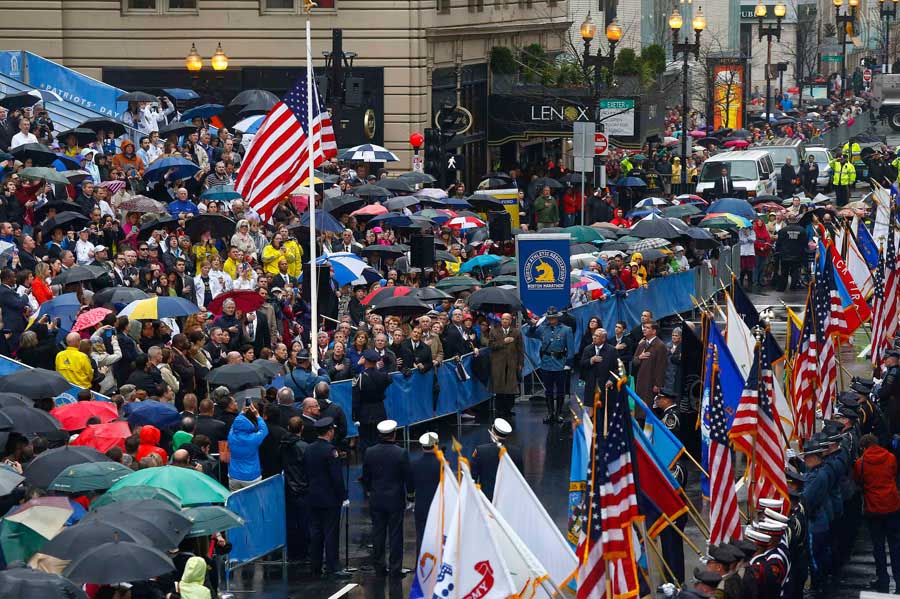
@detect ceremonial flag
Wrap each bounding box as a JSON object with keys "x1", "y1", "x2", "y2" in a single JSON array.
[
  {"x1": 630, "y1": 419, "x2": 688, "y2": 538},
  {"x1": 836, "y1": 221, "x2": 875, "y2": 298},
  {"x1": 730, "y1": 343, "x2": 788, "y2": 507},
  {"x1": 567, "y1": 407, "x2": 594, "y2": 552},
  {"x1": 855, "y1": 215, "x2": 880, "y2": 269},
  {"x1": 627, "y1": 386, "x2": 685, "y2": 470},
  {"x1": 873, "y1": 187, "x2": 893, "y2": 248},
  {"x1": 813, "y1": 251, "x2": 841, "y2": 419},
  {"x1": 494, "y1": 450, "x2": 579, "y2": 588},
  {"x1": 792, "y1": 290, "x2": 818, "y2": 440},
  {"x1": 785, "y1": 305, "x2": 803, "y2": 361},
  {"x1": 409, "y1": 456, "x2": 458, "y2": 599},
  {"x1": 576, "y1": 390, "x2": 640, "y2": 599},
  {"x1": 725, "y1": 291, "x2": 755, "y2": 379},
  {"x1": 235, "y1": 33, "x2": 337, "y2": 222},
  {"x1": 732, "y1": 279, "x2": 785, "y2": 363},
  {"x1": 822, "y1": 240, "x2": 870, "y2": 335},
  {"x1": 707, "y1": 352, "x2": 742, "y2": 545},
  {"x1": 872, "y1": 226, "x2": 900, "y2": 369}
]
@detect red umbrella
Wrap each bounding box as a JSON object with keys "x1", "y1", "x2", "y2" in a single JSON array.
[
  {"x1": 71, "y1": 421, "x2": 132, "y2": 453},
  {"x1": 723, "y1": 139, "x2": 749, "y2": 149},
  {"x1": 50, "y1": 401, "x2": 118, "y2": 431},
  {"x1": 71, "y1": 307, "x2": 112, "y2": 332},
  {"x1": 350, "y1": 204, "x2": 388, "y2": 218},
  {"x1": 361, "y1": 286, "x2": 412, "y2": 306},
  {"x1": 207, "y1": 289, "x2": 266, "y2": 315}
]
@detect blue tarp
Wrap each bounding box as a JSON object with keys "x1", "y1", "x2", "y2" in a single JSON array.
[{"x1": 225, "y1": 474, "x2": 286, "y2": 567}]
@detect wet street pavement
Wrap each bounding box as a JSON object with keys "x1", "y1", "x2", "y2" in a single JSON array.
[{"x1": 225, "y1": 285, "x2": 884, "y2": 599}]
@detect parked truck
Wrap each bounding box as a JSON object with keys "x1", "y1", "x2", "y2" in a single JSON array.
[{"x1": 874, "y1": 73, "x2": 900, "y2": 130}]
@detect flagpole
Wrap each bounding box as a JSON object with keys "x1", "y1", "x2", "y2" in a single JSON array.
[{"x1": 306, "y1": 17, "x2": 319, "y2": 367}]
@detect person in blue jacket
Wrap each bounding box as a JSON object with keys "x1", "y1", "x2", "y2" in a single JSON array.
[
  {"x1": 226, "y1": 400, "x2": 268, "y2": 491},
  {"x1": 527, "y1": 306, "x2": 575, "y2": 424},
  {"x1": 285, "y1": 349, "x2": 330, "y2": 399}
]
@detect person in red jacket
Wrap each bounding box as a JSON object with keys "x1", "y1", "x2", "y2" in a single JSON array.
[
  {"x1": 854, "y1": 433, "x2": 900, "y2": 592},
  {"x1": 134, "y1": 425, "x2": 169, "y2": 463}
]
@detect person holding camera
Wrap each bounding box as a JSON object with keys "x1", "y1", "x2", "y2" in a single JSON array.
[{"x1": 225, "y1": 399, "x2": 268, "y2": 491}]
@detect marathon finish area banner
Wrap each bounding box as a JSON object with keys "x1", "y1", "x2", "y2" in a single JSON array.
[{"x1": 516, "y1": 234, "x2": 571, "y2": 317}]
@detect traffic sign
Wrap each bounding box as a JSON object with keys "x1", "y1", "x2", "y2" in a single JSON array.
[
  {"x1": 863, "y1": 68, "x2": 872, "y2": 82},
  {"x1": 573, "y1": 122, "x2": 595, "y2": 173},
  {"x1": 594, "y1": 132, "x2": 609, "y2": 156},
  {"x1": 822, "y1": 55, "x2": 842, "y2": 63},
  {"x1": 412, "y1": 154, "x2": 423, "y2": 173}
]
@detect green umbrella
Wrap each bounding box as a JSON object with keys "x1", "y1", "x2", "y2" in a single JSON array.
[
  {"x1": 563, "y1": 225, "x2": 606, "y2": 243},
  {"x1": 107, "y1": 466, "x2": 230, "y2": 506},
  {"x1": 661, "y1": 204, "x2": 701, "y2": 218},
  {"x1": 17, "y1": 167, "x2": 71, "y2": 185},
  {"x1": 91, "y1": 484, "x2": 183, "y2": 510},
  {"x1": 632, "y1": 154, "x2": 647, "y2": 161},
  {"x1": 617, "y1": 235, "x2": 641, "y2": 243},
  {"x1": 484, "y1": 275, "x2": 518, "y2": 287},
  {"x1": 48, "y1": 461, "x2": 133, "y2": 493},
  {"x1": 183, "y1": 505, "x2": 245, "y2": 538},
  {"x1": 0, "y1": 497, "x2": 72, "y2": 563},
  {"x1": 435, "y1": 276, "x2": 480, "y2": 291}
]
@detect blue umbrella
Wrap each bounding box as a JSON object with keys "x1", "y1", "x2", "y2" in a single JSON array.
[
  {"x1": 706, "y1": 197, "x2": 756, "y2": 220},
  {"x1": 296, "y1": 209, "x2": 344, "y2": 234},
  {"x1": 52, "y1": 154, "x2": 81, "y2": 170},
  {"x1": 459, "y1": 254, "x2": 503, "y2": 273},
  {"x1": 143, "y1": 157, "x2": 200, "y2": 183},
  {"x1": 626, "y1": 207, "x2": 662, "y2": 219},
  {"x1": 613, "y1": 177, "x2": 648, "y2": 188},
  {"x1": 200, "y1": 185, "x2": 242, "y2": 202},
  {"x1": 368, "y1": 213, "x2": 434, "y2": 229},
  {"x1": 29, "y1": 293, "x2": 81, "y2": 331},
  {"x1": 163, "y1": 88, "x2": 200, "y2": 101},
  {"x1": 124, "y1": 400, "x2": 180, "y2": 429},
  {"x1": 179, "y1": 104, "x2": 224, "y2": 121},
  {"x1": 316, "y1": 253, "x2": 381, "y2": 286}
]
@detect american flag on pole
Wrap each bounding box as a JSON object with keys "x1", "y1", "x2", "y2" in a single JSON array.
[
  {"x1": 871, "y1": 227, "x2": 900, "y2": 369},
  {"x1": 235, "y1": 73, "x2": 337, "y2": 222},
  {"x1": 791, "y1": 290, "x2": 818, "y2": 441},
  {"x1": 814, "y1": 251, "x2": 843, "y2": 419},
  {"x1": 707, "y1": 353, "x2": 742, "y2": 546},
  {"x1": 576, "y1": 390, "x2": 640, "y2": 599},
  {"x1": 730, "y1": 342, "x2": 788, "y2": 508}
]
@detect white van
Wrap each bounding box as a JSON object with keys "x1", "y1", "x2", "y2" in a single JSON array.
[{"x1": 695, "y1": 150, "x2": 777, "y2": 198}]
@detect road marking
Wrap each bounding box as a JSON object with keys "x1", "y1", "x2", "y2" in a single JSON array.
[{"x1": 327, "y1": 583, "x2": 357, "y2": 599}]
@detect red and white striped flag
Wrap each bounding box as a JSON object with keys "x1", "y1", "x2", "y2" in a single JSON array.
[
  {"x1": 235, "y1": 63, "x2": 337, "y2": 222},
  {"x1": 792, "y1": 291, "x2": 818, "y2": 441},
  {"x1": 814, "y1": 252, "x2": 842, "y2": 419},
  {"x1": 872, "y1": 228, "x2": 900, "y2": 369},
  {"x1": 708, "y1": 358, "x2": 742, "y2": 545}
]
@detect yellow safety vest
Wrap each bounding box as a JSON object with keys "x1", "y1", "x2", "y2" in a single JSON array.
[
  {"x1": 620, "y1": 158, "x2": 633, "y2": 176},
  {"x1": 831, "y1": 161, "x2": 856, "y2": 186},
  {"x1": 842, "y1": 142, "x2": 861, "y2": 163}
]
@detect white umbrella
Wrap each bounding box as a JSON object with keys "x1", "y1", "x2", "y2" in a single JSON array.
[
  {"x1": 338, "y1": 144, "x2": 399, "y2": 163},
  {"x1": 233, "y1": 115, "x2": 265, "y2": 134}
]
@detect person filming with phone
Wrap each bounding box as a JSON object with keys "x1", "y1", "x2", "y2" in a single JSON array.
[{"x1": 225, "y1": 396, "x2": 268, "y2": 491}]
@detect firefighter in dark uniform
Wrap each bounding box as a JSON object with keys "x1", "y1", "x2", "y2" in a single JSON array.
[
  {"x1": 705, "y1": 544, "x2": 743, "y2": 599},
  {"x1": 470, "y1": 418, "x2": 523, "y2": 501},
  {"x1": 411, "y1": 431, "x2": 442, "y2": 554},
  {"x1": 655, "y1": 390, "x2": 687, "y2": 582},
  {"x1": 361, "y1": 419, "x2": 411, "y2": 578},
  {"x1": 878, "y1": 349, "x2": 900, "y2": 434},
  {"x1": 692, "y1": 567, "x2": 722, "y2": 596},
  {"x1": 305, "y1": 417, "x2": 351, "y2": 579},
  {"x1": 845, "y1": 379, "x2": 890, "y2": 446},
  {"x1": 829, "y1": 407, "x2": 861, "y2": 569}
]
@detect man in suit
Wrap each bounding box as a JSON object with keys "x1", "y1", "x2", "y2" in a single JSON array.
[
  {"x1": 442, "y1": 308, "x2": 470, "y2": 359},
  {"x1": 488, "y1": 312, "x2": 524, "y2": 419},
  {"x1": 401, "y1": 325, "x2": 433, "y2": 374},
  {"x1": 411, "y1": 431, "x2": 441, "y2": 554},
  {"x1": 242, "y1": 310, "x2": 271, "y2": 357},
  {"x1": 0, "y1": 268, "x2": 27, "y2": 348},
  {"x1": 471, "y1": 418, "x2": 523, "y2": 501},
  {"x1": 712, "y1": 166, "x2": 735, "y2": 198},
  {"x1": 632, "y1": 321, "x2": 668, "y2": 424},
  {"x1": 579, "y1": 328, "x2": 618, "y2": 405},
  {"x1": 612, "y1": 321, "x2": 636, "y2": 374},
  {"x1": 195, "y1": 398, "x2": 230, "y2": 448},
  {"x1": 352, "y1": 349, "x2": 392, "y2": 453},
  {"x1": 361, "y1": 419, "x2": 411, "y2": 578},
  {"x1": 332, "y1": 229, "x2": 363, "y2": 255},
  {"x1": 372, "y1": 333, "x2": 397, "y2": 373}
]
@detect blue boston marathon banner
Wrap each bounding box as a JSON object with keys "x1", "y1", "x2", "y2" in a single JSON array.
[{"x1": 516, "y1": 233, "x2": 571, "y2": 317}]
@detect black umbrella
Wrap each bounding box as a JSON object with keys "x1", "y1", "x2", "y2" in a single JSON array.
[
  {"x1": 138, "y1": 215, "x2": 181, "y2": 241},
  {"x1": 467, "y1": 286, "x2": 523, "y2": 313},
  {"x1": 83, "y1": 505, "x2": 191, "y2": 549},
  {"x1": 466, "y1": 195, "x2": 506, "y2": 211},
  {"x1": 352, "y1": 184, "x2": 394, "y2": 199},
  {"x1": 0, "y1": 463, "x2": 23, "y2": 495},
  {"x1": 10, "y1": 143, "x2": 59, "y2": 166},
  {"x1": 681, "y1": 226, "x2": 721, "y2": 249},
  {"x1": 117, "y1": 90, "x2": 157, "y2": 103},
  {"x1": 93, "y1": 286, "x2": 151, "y2": 307},
  {"x1": 23, "y1": 446, "x2": 109, "y2": 489},
  {"x1": 238, "y1": 99, "x2": 278, "y2": 114},
  {"x1": 434, "y1": 249, "x2": 455, "y2": 262},
  {"x1": 34, "y1": 200, "x2": 85, "y2": 223},
  {"x1": 370, "y1": 296, "x2": 432, "y2": 317},
  {"x1": 360, "y1": 244, "x2": 406, "y2": 258},
  {"x1": 324, "y1": 194, "x2": 365, "y2": 215},
  {"x1": 63, "y1": 540, "x2": 175, "y2": 585},
  {"x1": 292, "y1": 209, "x2": 344, "y2": 235},
  {"x1": 375, "y1": 178, "x2": 415, "y2": 193},
  {"x1": 40, "y1": 522, "x2": 154, "y2": 560},
  {"x1": 51, "y1": 264, "x2": 106, "y2": 286},
  {"x1": 159, "y1": 121, "x2": 198, "y2": 138},
  {"x1": 184, "y1": 214, "x2": 237, "y2": 241},
  {"x1": 696, "y1": 137, "x2": 722, "y2": 147},
  {"x1": 250, "y1": 359, "x2": 284, "y2": 378},
  {"x1": 384, "y1": 196, "x2": 420, "y2": 211},
  {"x1": 79, "y1": 117, "x2": 127, "y2": 137},
  {"x1": 229, "y1": 89, "x2": 280, "y2": 108},
  {"x1": 41, "y1": 211, "x2": 89, "y2": 235},
  {"x1": 530, "y1": 177, "x2": 564, "y2": 190},
  {"x1": 56, "y1": 128, "x2": 97, "y2": 146},
  {"x1": 0, "y1": 92, "x2": 45, "y2": 110},
  {"x1": 561, "y1": 172, "x2": 586, "y2": 184},
  {"x1": 498, "y1": 258, "x2": 517, "y2": 275},
  {"x1": 207, "y1": 363, "x2": 273, "y2": 391},
  {"x1": 398, "y1": 171, "x2": 437, "y2": 184},
  {"x1": 629, "y1": 217, "x2": 685, "y2": 239},
  {"x1": 0, "y1": 368, "x2": 73, "y2": 398},
  {"x1": 0, "y1": 567, "x2": 88, "y2": 599},
  {"x1": 409, "y1": 287, "x2": 453, "y2": 302},
  {"x1": 0, "y1": 393, "x2": 29, "y2": 408},
  {"x1": 0, "y1": 411, "x2": 13, "y2": 431}
]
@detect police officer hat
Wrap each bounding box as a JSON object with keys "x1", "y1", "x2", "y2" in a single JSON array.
[
  {"x1": 837, "y1": 391, "x2": 861, "y2": 407},
  {"x1": 822, "y1": 420, "x2": 843, "y2": 437},
  {"x1": 785, "y1": 466, "x2": 807, "y2": 484},
  {"x1": 377, "y1": 419, "x2": 398, "y2": 435},
  {"x1": 692, "y1": 567, "x2": 722, "y2": 587},
  {"x1": 545, "y1": 306, "x2": 563, "y2": 318},
  {"x1": 314, "y1": 416, "x2": 335, "y2": 431},
  {"x1": 733, "y1": 539, "x2": 759, "y2": 560},
  {"x1": 834, "y1": 406, "x2": 859, "y2": 420},
  {"x1": 491, "y1": 418, "x2": 513, "y2": 438},
  {"x1": 886, "y1": 349, "x2": 900, "y2": 359},
  {"x1": 296, "y1": 349, "x2": 311, "y2": 361},
  {"x1": 363, "y1": 349, "x2": 380, "y2": 362},
  {"x1": 851, "y1": 377, "x2": 875, "y2": 393},
  {"x1": 707, "y1": 543, "x2": 742, "y2": 564},
  {"x1": 802, "y1": 435, "x2": 827, "y2": 454}
]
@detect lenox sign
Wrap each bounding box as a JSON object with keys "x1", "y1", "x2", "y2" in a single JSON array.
[{"x1": 529, "y1": 104, "x2": 590, "y2": 122}]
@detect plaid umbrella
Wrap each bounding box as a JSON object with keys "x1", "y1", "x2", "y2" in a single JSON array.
[
  {"x1": 338, "y1": 144, "x2": 399, "y2": 162},
  {"x1": 628, "y1": 237, "x2": 671, "y2": 251}
]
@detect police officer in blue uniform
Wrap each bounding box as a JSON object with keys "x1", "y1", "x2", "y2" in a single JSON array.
[
  {"x1": 528, "y1": 306, "x2": 575, "y2": 423},
  {"x1": 471, "y1": 418, "x2": 523, "y2": 501},
  {"x1": 361, "y1": 419, "x2": 411, "y2": 578},
  {"x1": 305, "y1": 416, "x2": 351, "y2": 579},
  {"x1": 411, "y1": 431, "x2": 441, "y2": 554},
  {"x1": 285, "y1": 349, "x2": 330, "y2": 399},
  {"x1": 802, "y1": 434, "x2": 837, "y2": 591},
  {"x1": 352, "y1": 348, "x2": 392, "y2": 453}
]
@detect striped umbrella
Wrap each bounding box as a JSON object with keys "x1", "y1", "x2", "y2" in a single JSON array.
[
  {"x1": 361, "y1": 286, "x2": 412, "y2": 306},
  {"x1": 317, "y1": 252, "x2": 382, "y2": 286},
  {"x1": 233, "y1": 114, "x2": 265, "y2": 133},
  {"x1": 338, "y1": 144, "x2": 399, "y2": 162},
  {"x1": 118, "y1": 296, "x2": 200, "y2": 320},
  {"x1": 447, "y1": 215, "x2": 485, "y2": 230}
]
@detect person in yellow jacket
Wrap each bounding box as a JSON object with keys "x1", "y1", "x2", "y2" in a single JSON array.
[
  {"x1": 222, "y1": 246, "x2": 243, "y2": 280},
  {"x1": 279, "y1": 226, "x2": 303, "y2": 278},
  {"x1": 55, "y1": 332, "x2": 94, "y2": 389},
  {"x1": 830, "y1": 154, "x2": 856, "y2": 206},
  {"x1": 842, "y1": 139, "x2": 862, "y2": 163},
  {"x1": 262, "y1": 233, "x2": 288, "y2": 276},
  {"x1": 192, "y1": 232, "x2": 219, "y2": 266},
  {"x1": 620, "y1": 155, "x2": 634, "y2": 176}
]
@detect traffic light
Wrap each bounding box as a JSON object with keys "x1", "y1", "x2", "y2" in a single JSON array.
[{"x1": 423, "y1": 127, "x2": 444, "y2": 188}]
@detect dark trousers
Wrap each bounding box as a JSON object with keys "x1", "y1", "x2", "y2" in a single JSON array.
[
  {"x1": 309, "y1": 506, "x2": 341, "y2": 574},
  {"x1": 359, "y1": 422, "x2": 378, "y2": 455},
  {"x1": 371, "y1": 508, "x2": 404, "y2": 575},
  {"x1": 867, "y1": 510, "x2": 900, "y2": 587},
  {"x1": 659, "y1": 514, "x2": 686, "y2": 583},
  {"x1": 415, "y1": 508, "x2": 427, "y2": 556},
  {"x1": 835, "y1": 185, "x2": 850, "y2": 206},
  {"x1": 285, "y1": 493, "x2": 309, "y2": 560},
  {"x1": 495, "y1": 393, "x2": 516, "y2": 417},
  {"x1": 541, "y1": 368, "x2": 566, "y2": 417}
]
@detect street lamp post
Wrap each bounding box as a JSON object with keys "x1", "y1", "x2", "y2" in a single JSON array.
[
  {"x1": 580, "y1": 14, "x2": 622, "y2": 102},
  {"x1": 880, "y1": 0, "x2": 898, "y2": 72},
  {"x1": 670, "y1": 7, "x2": 705, "y2": 170},
  {"x1": 834, "y1": 0, "x2": 858, "y2": 97},
  {"x1": 185, "y1": 43, "x2": 203, "y2": 83},
  {"x1": 756, "y1": 0, "x2": 786, "y2": 123}
]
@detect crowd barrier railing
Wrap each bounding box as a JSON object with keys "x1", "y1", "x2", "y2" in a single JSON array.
[{"x1": 224, "y1": 473, "x2": 287, "y2": 585}]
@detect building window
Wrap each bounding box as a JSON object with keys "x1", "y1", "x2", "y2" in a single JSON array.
[
  {"x1": 261, "y1": 0, "x2": 335, "y2": 12},
  {"x1": 437, "y1": 0, "x2": 450, "y2": 11},
  {"x1": 123, "y1": 0, "x2": 198, "y2": 12},
  {"x1": 468, "y1": 0, "x2": 484, "y2": 10}
]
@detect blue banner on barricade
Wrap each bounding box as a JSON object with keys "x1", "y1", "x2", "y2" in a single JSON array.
[
  {"x1": 22, "y1": 52, "x2": 127, "y2": 119},
  {"x1": 225, "y1": 474, "x2": 286, "y2": 568},
  {"x1": 329, "y1": 381, "x2": 357, "y2": 437},
  {"x1": 0, "y1": 354, "x2": 109, "y2": 405}
]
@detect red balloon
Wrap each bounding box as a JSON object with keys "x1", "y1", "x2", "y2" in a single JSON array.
[{"x1": 409, "y1": 132, "x2": 424, "y2": 148}]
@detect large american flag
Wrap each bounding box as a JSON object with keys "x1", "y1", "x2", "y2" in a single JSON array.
[
  {"x1": 814, "y1": 253, "x2": 842, "y2": 419},
  {"x1": 576, "y1": 390, "x2": 639, "y2": 599},
  {"x1": 730, "y1": 342, "x2": 787, "y2": 508},
  {"x1": 235, "y1": 74, "x2": 337, "y2": 222},
  {"x1": 871, "y1": 228, "x2": 900, "y2": 369},
  {"x1": 708, "y1": 356, "x2": 742, "y2": 545},
  {"x1": 791, "y1": 291, "x2": 818, "y2": 441}
]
